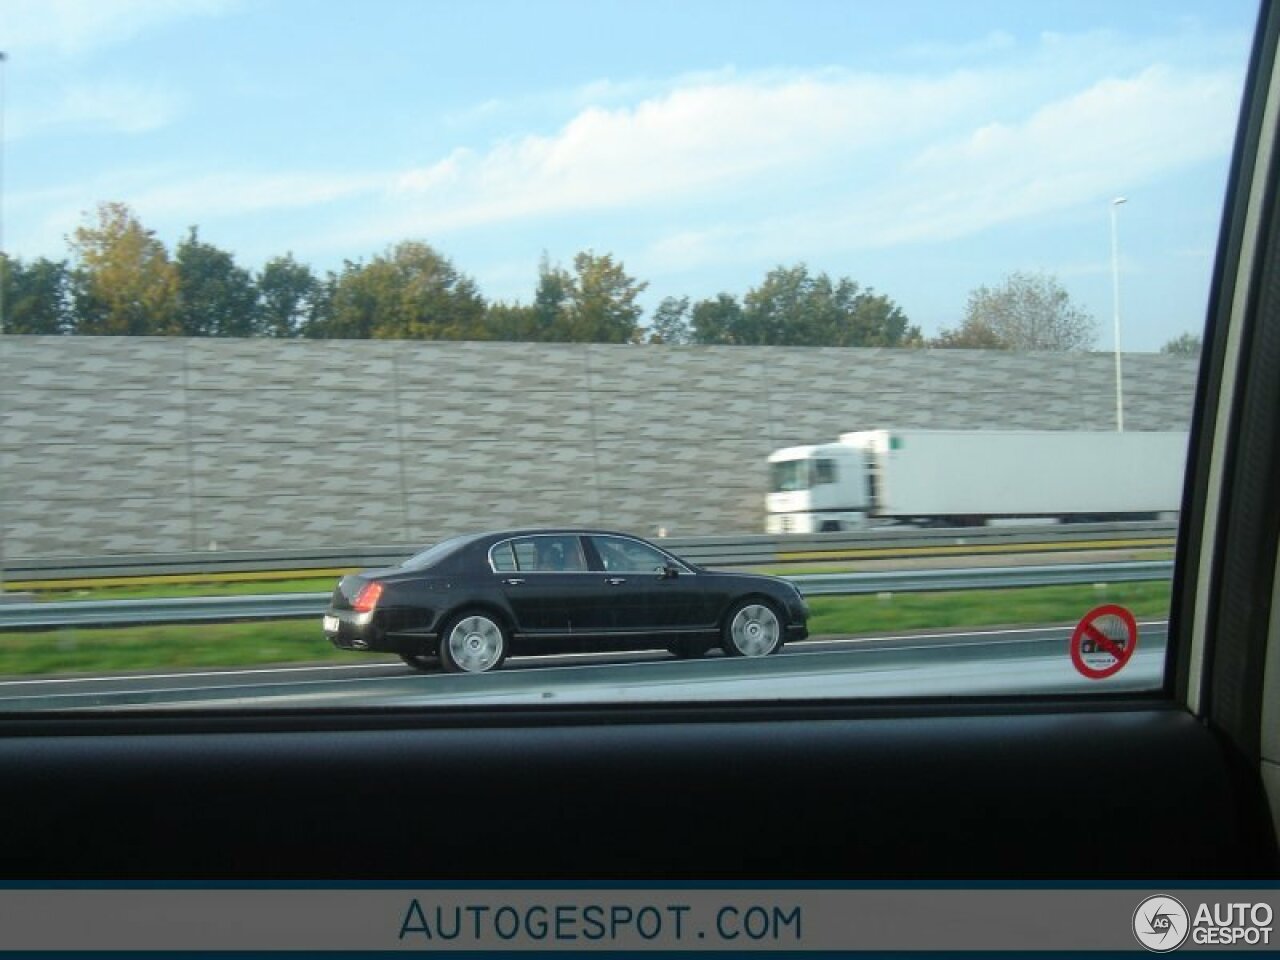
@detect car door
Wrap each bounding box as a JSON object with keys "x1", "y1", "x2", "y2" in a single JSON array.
[
  {"x1": 495, "y1": 535, "x2": 610, "y2": 640},
  {"x1": 586, "y1": 535, "x2": 698, "y2": 634}
]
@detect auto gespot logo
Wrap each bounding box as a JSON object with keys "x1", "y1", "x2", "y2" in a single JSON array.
[{"x1": 1133, "y1": 895, "x2": 1274, "y2": 951}]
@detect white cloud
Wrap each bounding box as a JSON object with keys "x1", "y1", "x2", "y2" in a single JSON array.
[
  {"x1": 638, "y1": 62, "x2": 1240, "y2": 271},
  {"x1": 871, "y1": 64, "x2": 1240, "y2": 245},
  {"x1": 364, "y1": 68, "x2": 995, "y2": 243}
]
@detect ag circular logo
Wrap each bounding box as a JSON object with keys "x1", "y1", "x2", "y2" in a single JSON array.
[{"x1": 1133, "y1": 895, "x2": 1190, "y2": 952}]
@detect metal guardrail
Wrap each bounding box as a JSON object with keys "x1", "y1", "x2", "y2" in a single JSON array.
[
  {"x1": 1, "y1": 522, "x2": 1178, "y2": 584},
  {"x1": 0, "y1": 561, "x2": 1175, "y2": 630},
  {"x1": 791, "y1": 561, "x2": 1174, "y2": 596},
  {"x1": 0, "y1": 594, "x2": 325, "y2": 630}
]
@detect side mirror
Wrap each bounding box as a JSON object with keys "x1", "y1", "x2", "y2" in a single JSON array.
[{"x1": 660, "y1": 564, "x2": 679, "y2": 579}]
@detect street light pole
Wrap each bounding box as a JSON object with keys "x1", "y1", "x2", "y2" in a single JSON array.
[{"x1": 1110, "y1": 196, "x2": 1127, "y2": 433}]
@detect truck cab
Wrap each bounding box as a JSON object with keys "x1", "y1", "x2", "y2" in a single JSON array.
[{"x1": 765, "y1": 444, "x2": 869, "y2": 534}]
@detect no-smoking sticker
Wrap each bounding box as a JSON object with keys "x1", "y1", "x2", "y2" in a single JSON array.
[{"x1": 1070, "y1": 604, "x2": 1138, "y2": 679}]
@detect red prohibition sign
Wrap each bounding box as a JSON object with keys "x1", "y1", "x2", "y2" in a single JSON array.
[{"x1": 1070, "y1": 604, "x2": 1138, "y2": 680}]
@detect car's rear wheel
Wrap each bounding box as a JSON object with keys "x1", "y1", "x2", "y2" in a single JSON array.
[
  {"x1": 400, "y1": 653, "x2": 437, "y2": 673},
  {"x1": 721, "y1": 599, "x2": 783, "y2": 657},
  {"x1": 440, "y1": 612, "x2": 509, "y2": 673}
]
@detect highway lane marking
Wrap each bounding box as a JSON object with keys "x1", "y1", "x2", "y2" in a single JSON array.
[{"x1": 0, "y1": 621, "x2": 1170, "y2": 692}]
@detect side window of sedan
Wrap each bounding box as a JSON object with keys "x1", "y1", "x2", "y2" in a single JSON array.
[
  {"x1": 590, "y1": 536, "x2": 669, "y2": 573},
  {"x1": 490, "y1": 542, "x2": 517, "y2": 572},
  {"x1": 511, "y1": 539, "x2": 539, "y2": 571},
  {"x1": 510, "y1": 536, "x2": 588, "y2": 572}
]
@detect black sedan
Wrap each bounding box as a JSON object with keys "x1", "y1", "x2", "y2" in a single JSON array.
[{"x1": 322, "y1": 529, "x2": 809, "y2": 673}]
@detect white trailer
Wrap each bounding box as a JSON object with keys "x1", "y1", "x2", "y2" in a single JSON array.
[{"x1": 765, "y1": 429, "x2": 1188, "y2": 534}]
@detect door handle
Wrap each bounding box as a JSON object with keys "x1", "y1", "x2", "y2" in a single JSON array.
[
  {"x1": 605, "y1": 577, "x2": 626, "y2": 585},
  {"x1": 503, "y1": 578, "x2": 525, "y2": 585}
]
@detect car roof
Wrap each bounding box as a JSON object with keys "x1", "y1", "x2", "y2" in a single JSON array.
[{"x1": 471, "y1": 528, "x2": 659, "y2": 543}]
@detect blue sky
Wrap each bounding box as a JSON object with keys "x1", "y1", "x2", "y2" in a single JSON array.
[{"x1": 0, "y1": 0, "x2": 1260, "y2": 348}]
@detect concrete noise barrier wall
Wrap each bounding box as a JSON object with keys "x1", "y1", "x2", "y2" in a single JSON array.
[{"x1": 0, "y1": 336, "x2": 1197, "y2": 559}]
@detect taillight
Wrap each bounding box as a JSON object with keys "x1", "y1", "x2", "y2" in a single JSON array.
[{"x1": 352, "y1": 582, "x2": 383, "y2": 613}]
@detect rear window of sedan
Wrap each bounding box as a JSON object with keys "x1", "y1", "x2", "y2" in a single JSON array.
[{"x1": 401, "y1": 534, "x2": 483, "y2": 570}]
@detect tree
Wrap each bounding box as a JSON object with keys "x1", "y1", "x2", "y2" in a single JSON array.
[
  {"x1": 257, "y1": 254, "x2": 321, "y2": 338},
  {"x1": 317, "y1": 241, "x2": 486, "y2": 340},
  {"x1": 175, "y1": 227, "x2": 258, "y2": 337},
  {"x1": 1161, "y1": 332, "x2": 1202, "y2": 356},
  {"x1": 68, "y1": 202, "x2": 180, "y2": 335},
  {"x1": 931, "y1": 318, "x2": 1005, "y2": 349},
  {"x1": 529, "y1": 254, "x2": 573, "y2": 341},
  {"x1": 936, "y1": 271, "x2": 1096, "y2": 351},
  {"x1": 518, "y1": 251, "x2": 647, "y2": 343},
  {"x1": 647, "y1": 296, "x2": 692, "y2": 344},
  {"x1": 1, "y1": 255, "x2": 72, "y2": 334},
  {"x1": 564, "y1": 251, "x2": 647, "y2": 343},
  {"x1": 737, "y1": 264, "x2": 918, "y2": 347},
  {"x1": 483, "y1": 301, "x2": 538, "y2": 341},
  {"x1": 690, "y1": 293, "x2": 746, "y2": 345}
]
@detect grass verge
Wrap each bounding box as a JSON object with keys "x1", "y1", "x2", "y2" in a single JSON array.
[
  {"x1": 806, "y1": 580, "x2": 1170, "y2": 636},
  {"x1": 0, "y1": 580, "x2": 1172, "y2": 679}
]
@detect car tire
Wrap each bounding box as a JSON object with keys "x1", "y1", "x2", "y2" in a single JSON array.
[
  {"x1": 721, "y1": 599, "x2": 784, "y2": 657},
  {"x1": 439, "y1": 611, "x2": 509, "y2": 674},
  {"x1": 400, "y1": 653, "x2": 437, "y2": 673}
]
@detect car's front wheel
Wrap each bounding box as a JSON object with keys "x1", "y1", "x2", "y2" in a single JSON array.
[
  {"x1": 721, "y1": 599, "x2": 783, "y2": 657},
  {"x1": 439, "y1": 611, "x2": 509, "y2": 673}
]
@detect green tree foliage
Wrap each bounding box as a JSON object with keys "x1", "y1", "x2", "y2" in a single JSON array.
[
  {"x1": 483, "y1": 302, "x2": 538, "y2": 341},
  {"x1": 692, "y1": 264, "x2": 917, "y2": 347},
  {"x1": 530, "y1": 254, "x2": 573, "y2": 341},
  {"x1": 515, "y1": 252, "x2": 647, "y2": 342},
  {"x1": 648, "y1": 296, "x2": 692, "y2": 344},
  {"x1": 68, "y1": 202, "x2": 180, "y2": 335},
  {"x1": 936, "y1": 271, "x2": 1096, "y2": 351},
  {"x1": 931, "y1": 318, "x2": 1006, "y2": 349},
  {"x1": 1160, "y1": 331, "x2": 1202, "y2": 356},
  {"x1": 313, "y1": 241, "x2": 486, "y2": 340},
  {"x1": 175, "y1": 227, "x2": 258, "y2": 337},
  {"x1": 564, "y1": 251, "x2": 647, "y2": 343},
  {"x1": 690, "y1": 293, "x2": 746, "y2": 345},
  {"x1": 11, "y1": 202, "x2": 932, "y2": 349},
  {"x1": 256, "y1": 254, "x2": 321, "y2": 338},
  {"x1": 1, "y1": 255, "x2": 72, "y2": 334}
]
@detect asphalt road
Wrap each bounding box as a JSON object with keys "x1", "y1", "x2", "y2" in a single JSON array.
[{"x1": 0, "y1": 620, "x2": 1169, "y2": 712}]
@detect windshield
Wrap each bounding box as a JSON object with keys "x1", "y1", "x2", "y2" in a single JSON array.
[
  {"x1": 771, "y1": 461, "x2": 812, "y2": 493},
  {"x1": 0, "y1": 0, "x2": 1257, "y2": 711}
]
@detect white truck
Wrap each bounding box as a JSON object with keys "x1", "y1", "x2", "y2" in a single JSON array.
[{"x1": 765, "y1": 429, "x2": 1188, "y2": 534}]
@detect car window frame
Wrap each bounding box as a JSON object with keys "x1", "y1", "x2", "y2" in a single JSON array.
[{"x1": 488, "y1": 533, "x2": 591, "y2": 574}]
